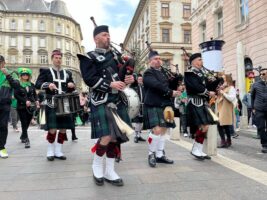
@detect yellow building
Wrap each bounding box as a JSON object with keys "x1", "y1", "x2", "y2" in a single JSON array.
[
  {"x1": 0, "y1": 0, "x2": 84, "y2": 89},
  {"x1": 124, "y1": 0, "x2": 192, "y2": 74}
]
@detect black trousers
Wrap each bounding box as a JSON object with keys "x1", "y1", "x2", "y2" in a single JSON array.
[
  {"x1": 247, "y1": 108, "x2": 256, "y2": 125},
  {"x1": 218, "y1": 125, "x2": 233, "y2": 141},
  {"x1": 255, "y1": 110, "x2": 267, "y2": 147},
  {"x1": 0, "y1": 105, "x2": 11, "y2": 150},
  {"x1": 17, "y1": 108, "x2": 33, "y2": 140},
  {"x1": 180, "y1": 114, "x2": 188, "y2": 133}
]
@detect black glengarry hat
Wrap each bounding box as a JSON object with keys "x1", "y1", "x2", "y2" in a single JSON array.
[
  {"x1": 93, "y1": 25, "x2": 109, "y2": 37},
  {"x1": 148, "y1": 50, "x2": 159, "y2": 59},
  {"x1": 189, "y1": 53, "x2": 201, "y2": 64}
]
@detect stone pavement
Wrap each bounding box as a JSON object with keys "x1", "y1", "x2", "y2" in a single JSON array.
[{"x1": 1, "y1": 125, "x2": 267, "y2": 200}]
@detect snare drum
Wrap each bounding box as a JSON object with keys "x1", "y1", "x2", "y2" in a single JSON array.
[
  {"x1": 54, "y1": 92, "x2": 81, "y2": 116},
  {"x1": 120, "y1": 88, "x2": 140, "y2": 119}
]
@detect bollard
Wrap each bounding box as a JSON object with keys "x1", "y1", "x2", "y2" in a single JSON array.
[
  {"x1": 170, "y1": 117, "x2": 180, "y2": 140},
  {"x1": 203, "y1": 124, "x2": 217, "y2": 156}
]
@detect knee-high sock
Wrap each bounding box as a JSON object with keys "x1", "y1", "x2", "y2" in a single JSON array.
[
  {"x1": 156, "y1": 135, "x2": 166, "y2": 158},
  {"x1": 148, "y1": 131, "x2": 160, "y2": 155},
  {"x1": 195, "y1": 129, "x2": 206, "y2": 144},
  {"x1": 57, "y1": 132, "x2": 66, "y2": 144},
  {"x1": 47, "y1": 132, "x2": 56, "y2": 143}
]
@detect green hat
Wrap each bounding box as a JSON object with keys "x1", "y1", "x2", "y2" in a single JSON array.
[{"x1": 17, "y1": 67, "x2": 32, "y2": 76}]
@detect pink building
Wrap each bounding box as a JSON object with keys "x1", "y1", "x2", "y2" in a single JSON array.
[{"x1": 191, "y1": 0, "x2": 267, "y2": 97}]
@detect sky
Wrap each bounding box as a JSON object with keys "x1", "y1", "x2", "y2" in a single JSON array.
[{"x1": 46, "y1": 0, "x2": 139, "y2": 52}]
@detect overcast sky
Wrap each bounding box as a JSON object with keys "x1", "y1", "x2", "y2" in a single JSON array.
[{"x1": 46, "y1": 0, "x2": 139, "y2": 52}]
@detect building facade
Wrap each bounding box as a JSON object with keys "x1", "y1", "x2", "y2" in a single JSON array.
[
  {"x1": 0, "y1": 0, "x2": 84, "y2": 89},
  {"x1": 191, "y1": 0, "x2": 267, "y2": 97},
  {"x1": 124, "y1": 0, "x2": 192, "y2": 74}
]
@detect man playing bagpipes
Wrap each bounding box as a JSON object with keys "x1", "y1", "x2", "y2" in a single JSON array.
[
  {"x1": 14, "y1": 67, "x2": 39, "y2": 149},
  {"x1": 35, "y1": 50, "x2": 76, "y2": 161},
  {"x1": 184, "y1": 53, "x2": 223, "y2": 160},
  {"x1": 143, "y1": 50, "x2": 181, "y2": 168},
  {"x1": 77, "y1": 23, "x2": 135, "y2": 186}
]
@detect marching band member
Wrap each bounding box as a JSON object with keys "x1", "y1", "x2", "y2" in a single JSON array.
[
  {"x1": 78, "y1": 24, "x2": 134, "y2": 186},
  {"x1": 131, "y1": 74, "x2": 146, "y2": 143},
  {"x1": 143, "y1": 50, "x2": 181, "y2": 168},
  {"x1": 0, "y1": 55, "x2": 20, "y2": 158},
  {"x1": 14, "y1": 67, "x2": 39, "y2": 148},
  {"x1": 184, "y1": 53, "x2": 223, "y2": 160},
  {"x1": 35, "y1": 50, "x2": 75, "y2": 161}
]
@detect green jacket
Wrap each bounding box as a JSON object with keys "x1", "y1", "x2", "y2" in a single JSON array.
[{"x1": 0, "y1": 69, "x2": 20, "y2": 105}]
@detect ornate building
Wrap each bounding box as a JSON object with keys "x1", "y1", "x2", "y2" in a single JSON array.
[
  {"x1": 191, "y1": 0, "x2": 267, "y2": 98},
  {"x1": 0, "y1": 0, "x2": 84, "y2": 89},
  {"x1": 124, "y1": 0, "x2": 192, "y2": 74}
]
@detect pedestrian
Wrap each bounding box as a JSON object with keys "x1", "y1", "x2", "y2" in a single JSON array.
[
  {"x1": 35, "y1": 50, "x2": 76, "y2": 161},
  {"x1": 15, "y1": 67, "x2": 39, "y2": 148},
  {"x1": 78, "y1": 24, "x2": 134, "y2": 186},
  {"x1": 184, "y1": 53, "x2": 223, "y2": 160},
  {"x1": 143, "y1": 49, "x2": 181, "y2": 168},
  {"x1": 216, "y1": 74, "x2": 237, "y2": 148},
  {"x1": 242, "y1": 90, "x2": 256, "y2": 127},
  {"x1": 0, "y1": 55, "x2": 20, "y2": 158},
  {"x1": 10, "y1": 94, "x2": 19, "y2": 132},
  {"x1": 234, "y1": 94, "x2": 242, "y2": 132},
  {"x1": 251, "y1": 68, "x2": 267, "y2": 153}
]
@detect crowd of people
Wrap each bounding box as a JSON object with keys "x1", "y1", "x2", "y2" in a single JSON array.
[{"x1": 0, "y1": 22, "x2": 267, "y2": 188}]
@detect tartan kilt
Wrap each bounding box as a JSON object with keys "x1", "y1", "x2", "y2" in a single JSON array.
[
  {"x1": 143, "y1": 105, "x2": 175, "y2": 129},
  {"x1": 44, "y1": 106, "x2": 74, "y2": 130},
  {"x1": 186, "y1": 102, "x2": 217, "y2": 126},
  {"x1": 90, "y1": 101, "x2": 131, "y2": 139}
]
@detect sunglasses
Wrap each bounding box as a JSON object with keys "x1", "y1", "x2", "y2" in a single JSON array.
[
  {"x1": 21, "y1": 73, "x2": 29, "y2": 76},
  {"x1": 260, "y1": 73, "x2": 266, "y2": 76}
]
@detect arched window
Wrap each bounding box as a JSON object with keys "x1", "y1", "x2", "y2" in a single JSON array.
[
  {"x1": 10, "y1": 19, "x2": 16, "y2": 30},
  {"x1": 39, "y1": 20, "x2": 45, "y2": 31},
  {"x1": 25, "y1": 20, "x2": 31, "y2": 30},
  {"x1": 56, "y1": 23, "x2": 61, "y2": 33}
]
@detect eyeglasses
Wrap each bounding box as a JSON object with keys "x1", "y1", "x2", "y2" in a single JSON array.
[{"x1": 260, "y1": 73, "x2": 266, "y2": 76}]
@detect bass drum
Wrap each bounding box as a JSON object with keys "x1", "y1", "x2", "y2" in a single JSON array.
[{"x1": 120, "y1": 87, "x2": 140, "y2": 119}]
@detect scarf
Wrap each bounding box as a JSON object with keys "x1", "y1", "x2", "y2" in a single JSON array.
[
  {"x1": 0, "y1": 71, "x2": 6, "y2": 87},
  {"x1": 20, "y1": 81, "x2": 31, "y2": 88}
]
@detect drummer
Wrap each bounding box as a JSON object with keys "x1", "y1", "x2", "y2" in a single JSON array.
[{"x1": 35, "y1": 49, "x2": 75, "y2": 161}]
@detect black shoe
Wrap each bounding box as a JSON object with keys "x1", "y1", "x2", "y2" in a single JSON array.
[
  {"x1": 203, "y1": 155, "x2": 211, "y2": 160},
  {"x1": 25, "y1": 139, "x2": 30, "y2": 148},
  {"x1": 54, "y1": 155, "x2": 67, "y2": 160},
  {"x1": 21, "y1": 138, "x2": 27, "y2": 143},
  {"x1": 47, "y1": 156, "x2": 54, "y2": 161},
  {"x1": 93, "y1": 175, "x2": 104, "y2": 186},
  {"x1": 232, "y1": 133, "x2": 239, "y2": 138},
  {"x1": 190, "y1": 152, "x2": 205, "y2": 160},
  {"x1": 134, "y1": 136, "x2": 139, "y2": 143},
  {"x1": 148, "y1": 153, "x2": 156, "y2": 167},
  {"x1": 156, "y1": 156, "x2": 174, "y2": 164},
  {"x1": 261, "y1": 147, "x2": 267, "y2": 153},
  {"x1": 72, "y1": 136, "x2": 78, "y2": 141},
  {"x1": 104, "y1": 178, "x2": 124, "y2": 186},
  {"x1": 138, "y1": 136, "x2": 146, "y2": 142}
]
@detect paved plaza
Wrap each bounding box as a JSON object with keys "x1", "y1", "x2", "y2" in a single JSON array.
[{"x1": 1, "y1": 125, "x2": 267, "y2": 200}]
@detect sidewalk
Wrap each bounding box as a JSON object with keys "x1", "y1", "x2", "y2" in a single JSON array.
[{"x1": 0, "y1": 126, "x2": 267, "y2": 200}]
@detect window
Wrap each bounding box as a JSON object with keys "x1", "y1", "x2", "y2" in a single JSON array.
[
  {"x1": 66, "y1": 41, "x2": 70, "y2": 51},
  {"x1": 40, "y1": 55, "x2": 48, "y2": 64},
  {"x1": 56, "y1": 39, "x2": 61, "y2": 49},
  {"x1": 25, "y1": 37, "x2": 31, "y2": 47},
  {"x1": 25, "y1": 55, "x2": 31, "y2": 64},
  {"x1": 162, "y1": 29, "x2": 170, "y2": 43},
  {"x1": 201, "y1": 22, "x2": 206, "y2": 42},
  {"x1": 10, "y1": 19, "x2": 16, "y2": 30},
  {"x1": 239, "y1": 0, "x2": 249, "y2": 24},
  {"x1": 217, "y1": 11, "x2": 223, "y2": 37},
  {"x1": 184, "y1": 30, "x2": 191, "y2": 44},
  {"x1": 39, "y1": 37, "x2": 46, "y2": 48},
  {"x1": 162, "y1": 59, "x2": 170, "y2": 68},
  {"x1": 66, "y1": 57, "x2": 71, "y2": 66},
  {"x1": 146, "y1": 7, "x2": 149, "y2": 24},
  {"x1": 10, "y1": 55, "x2": 16, "y2": 64},
  {"x1": 25, "y1": 20, "x2": 31, "y2": 30},
  {"x1": 66, "y1": 26, "x2": 70, "y2": 35},
  {"x1": 56, "y1": 23, "x2": 61, "y2": 33},
  {"x1": 161, "y1": 3, "x2": 169, "y2": 17},
  {"x1": 10, "y1": 37, "x2": 16, "y2": 46},
  {"x1": 39, "y1": 20, "x2": 45, "y2": 31},
  {"x1": 183, "y1": 4, "x2": 191, "y2": 18}
]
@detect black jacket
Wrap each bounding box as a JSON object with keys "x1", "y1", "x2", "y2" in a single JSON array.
[
  {"x1": 35, "y1": 67, "x2": 74, "y2": 97},
  {"x1": 251, "y1": 80, "x2": 267, "y2": 111},
  {"x1": 143, "y1": 67, "x2": 175, "y2": 107},
  {"x1": 14, "y1": 83, "x2": 37, "y2": 109}
]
